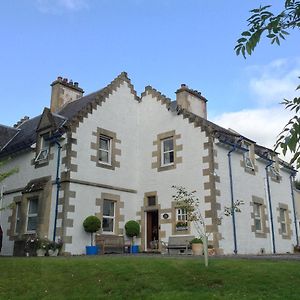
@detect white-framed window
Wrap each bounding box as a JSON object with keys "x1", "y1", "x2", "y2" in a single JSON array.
[
  {"x1": 176, "y1": 208, "x2": 187, "y2": 222},
  {"x1": 35, "y1": 135, "x2": 49, "y2": 162},
  {"x1": 243, "y1": 142, "x2": 254, "y2": 169},
  {"x1": 161, "y1": 137, "x2": 174, "y2": 166},
  {"x1": 102, "y1": 199, "x2": 115, "y2": 233},
  {"x1": 254, "y1": 203, "x2": 262, "y2": 232},
  {"x1": 26, "y1": 197, "x2": 38, "y2": 232},
  {"x1": 15, "y1": 202, "x2": 21, "y2": 234},
  {"x1": 99, "y1": 135, "x2": 112, "y2": 165},
  {"x1": 279, "y1": 208, "x2": 287, "y2": 234}
]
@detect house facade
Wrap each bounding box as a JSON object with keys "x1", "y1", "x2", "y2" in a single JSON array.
[{"x1": 0, "y1": 72, "x2": 298, "y2": 256}]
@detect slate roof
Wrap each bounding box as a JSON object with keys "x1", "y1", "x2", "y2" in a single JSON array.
[{"x1": 0, "y1": 72, "x2": 294, "y2": 172}]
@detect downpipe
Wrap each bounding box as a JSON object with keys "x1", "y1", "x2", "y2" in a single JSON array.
[
  {"x1": 290, "y1": 172, "x2": 299, "y2": 247},
  {"x1": 227, "y1": 141, "x2": 241, "y2": 255},
  {"x1": 265, "y1": 160, "x2": 276, "y2": 254}
]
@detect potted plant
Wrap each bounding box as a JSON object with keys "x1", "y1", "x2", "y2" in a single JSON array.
[
  {"x1": 190, "y1": 237, "x2": 203, "y2": 256},
  {"x1": 125, "y1": 220, "x2": 140, "y2": 254},
  {"x1": 48, "y1": 239, "x2": 63, "y2": 256},
  {"x1": 83, "y1": 215, "x2": 101, "y2": 255}
]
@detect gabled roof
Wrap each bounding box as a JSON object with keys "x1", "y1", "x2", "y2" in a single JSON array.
[
  {"x1": 0, "y1": 72, "x2": 138, "y2": 158},
  {"x1": 0, "y1": 72, "x2": 294, "y2": 173}
]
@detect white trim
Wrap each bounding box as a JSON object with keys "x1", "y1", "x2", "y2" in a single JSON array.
[
  {"x1": 161, "y1": 137, "x2": 174, "y2": 166},
  {"x1": 26, "y1": 198, "x2": 38, "y2": 233},
  {"x1": 253, "y1": 203, "x2": 262, "y2": 232},
  {"x1": 99, "y1": 135, "x2": 112, "y2": 165},
  {"x1": 102, "y1": 199, "x2": 115, "y2": 234}
]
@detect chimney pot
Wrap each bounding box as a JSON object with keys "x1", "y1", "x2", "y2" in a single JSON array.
[
  {"x1": 57, "y1": 76, "x2": 62, "y2": 81},
  {"x1": 63, "y1": 78, "x2": 68, "y2": 83},
  {"x1": 181, "y1": 84, "x2": 187, "y2": 88},
  {"x1": 74, "y1": 82, "x2": 78, "y2": 87},
  {"x1": 69, "y1": 80, "x2": 73, "y2": 86}
]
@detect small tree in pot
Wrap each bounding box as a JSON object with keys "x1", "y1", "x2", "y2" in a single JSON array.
[
  {"x1": 125, "y1": 220, "x2": 140, "y2": 253},
  {"x1": 83, "y1": 216, "x2": 101, "y2": 255}
]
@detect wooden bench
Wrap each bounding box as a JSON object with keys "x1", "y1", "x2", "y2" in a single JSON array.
[
  {"x1": 165, "y1": 236, "x2": 194, "y2": 255},
  {"x1": 95, "y1": 235, "x2": 125, "y2": 254}
]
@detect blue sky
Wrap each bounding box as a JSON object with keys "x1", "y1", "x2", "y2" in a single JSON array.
[{"x1": 1, "y1": 0, "x2": 299, "y2": 152}]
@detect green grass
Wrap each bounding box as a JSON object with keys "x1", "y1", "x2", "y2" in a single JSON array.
[{"x1": 0, "y1": 256, "x2": 299, "y2": 299}]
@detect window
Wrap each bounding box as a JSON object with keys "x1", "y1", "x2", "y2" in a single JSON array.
[
  {"x1": 254, "y1": 203, "x2": 262, "y2": 232},
  {"x1": 243, "y1": 142, "x2": 254, "y2": 169},
  {"x1": 35, "y1": 135, "x2": 49, "y2": 162},
  {"x1": 15, "y1": 202, "x2": 21, "y2": 234},
  {"x1": 270, "y1": 165, "x2": 280, "y2": 180},
  {"x1": 148, "y1": 196, "x2": 156, "y2": 206},
  {"x1": 161, "y1": 137, "x2": 174, "y2": 166},
  {"x1": 176, "y1": 208, "x2": 187, "y2": 222},
  {"x1": 279, "y1": 208, "x2": 287, "y2": 234},
  {"x1": 102, "y1": 200, "x2": 115, "y2": 233},
  {"x1": 26, "y1": 197, "x2": 38, "y2": 232},
  {"x1": 99, "y1": 135, "x2": 111, "y2": 165},
  {"x1": 176, "y1": 208, "x2": 188, "y2": 230}
]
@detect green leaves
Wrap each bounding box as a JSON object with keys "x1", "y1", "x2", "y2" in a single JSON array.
[
  {"x1": 275, "y1": 78, "x2": 300, "y2": 168},
  {"x1": 235, "y1": 1, "x2": 299, "y2": 58}
]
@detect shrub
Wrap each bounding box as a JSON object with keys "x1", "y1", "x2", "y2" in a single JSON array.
[
  {"x1": 83, "y1": 216, "x2": 101, "y2": 246},
  {"x1": 125, "y1": 220, "x2": 140, "y2": 238},
  {"x1": 190, "y1": 238, "x2": 203, "y2": 244}
]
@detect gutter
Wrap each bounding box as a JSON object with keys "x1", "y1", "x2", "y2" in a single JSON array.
[
  {"x1": 265, "y1": 160, "x2": 276, "y2": 254},
  {"x1": 290, "y1": 172, "x2": 299, "y2": 247}
]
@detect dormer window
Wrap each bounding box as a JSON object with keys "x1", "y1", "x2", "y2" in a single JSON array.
[
  {"x1": 243, "y1": 142, "x2": 254, "y2": 170},
  {"x1": 35, "y1": 134, "x2": 50, "y2": 162}
]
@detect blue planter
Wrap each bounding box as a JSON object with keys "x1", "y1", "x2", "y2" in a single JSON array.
[
  {"x1": 86, "y1": 245, "x2": 99, "y2": 255},
  {"x1": 131, "y1": 245, "x2": 139, "y2": 254}
]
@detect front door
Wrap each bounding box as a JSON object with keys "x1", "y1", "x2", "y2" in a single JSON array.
[{"x1": 146, "y1": 210, "x2": 159, "y2": 250}]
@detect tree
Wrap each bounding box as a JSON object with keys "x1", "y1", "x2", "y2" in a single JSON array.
[
  {"x1": 83, "y1": 216, "x2": 101, "y2": 246},
  {"x1": 172, "y1": 186, "x2": 243, "y2": 267},
  {"x1": 0, "y1": 159, "x2": 18, "y2": 211},
  {"x1": 235, "y1": 1, "x2": 300, "y2": 168}
]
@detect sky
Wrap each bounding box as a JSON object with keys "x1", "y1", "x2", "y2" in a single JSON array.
[{"x1": 1, "y1": 0, "x2": 299, "y2": 161}]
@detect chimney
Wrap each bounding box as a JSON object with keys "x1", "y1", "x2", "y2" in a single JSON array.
[
  {"x1": 50, "y1": 76, "x2": 84, "y2": 113},
  {"x1": 175, "y1": 84, "x2": 207, "y2": 119}
]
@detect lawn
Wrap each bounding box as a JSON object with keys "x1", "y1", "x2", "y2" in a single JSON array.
[{"x1": 0, "y1": 256, "x2": 299, "y2": 299}]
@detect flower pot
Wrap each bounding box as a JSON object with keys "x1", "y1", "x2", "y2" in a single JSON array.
[
  {"x1": 48, "y1": 249, "x2": 59, "y2": 256},
  {"x1": 86, "y1": 245, "x2": 99, "y2": 255},
  {"x1": 191, "y1": 243, "x2": 203, "y2": 256},
  {"x1": 36, "y1": 249, "x2": 46, "y2": 257},
  {"x1": 131, "y1": 245, "x2": 139, "y2": 254}
]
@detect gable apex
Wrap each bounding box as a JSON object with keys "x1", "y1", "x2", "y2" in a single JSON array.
[{"x1": 36, "y1": 107, "x2": 57, "y2": 132}]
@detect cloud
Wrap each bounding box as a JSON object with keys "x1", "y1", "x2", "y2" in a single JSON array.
[
  {"x1": 212, "y1": 107, "x2": 294, "y2": 162},
  {"x1": 248, "y1": 58, "x2": 300, "y2": 106},
  {"x1": 36, "y1": 0, "x2": 89, "y2": 14}
]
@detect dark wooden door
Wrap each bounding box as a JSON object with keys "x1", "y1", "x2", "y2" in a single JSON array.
[{"x1": 146, "y1": 210, "x2": 159, "y2": 249}]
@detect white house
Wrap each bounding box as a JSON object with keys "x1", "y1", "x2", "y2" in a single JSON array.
[{"x1": 0, "y1": 72, "x2": 298, "y2": 256}]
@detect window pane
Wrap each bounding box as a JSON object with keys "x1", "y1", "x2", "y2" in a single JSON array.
[
  {"x1": 29, "y1": 199, "x2": 38, "y2": 214},
  {"x1": 15, "y1": 203, "x2": 21, "y2": 234},
  {"x1": 99, "y1": 150, "x2": 109, "y2": 163},
  {"x1": 27, "y1": 216, "x2": 37, "y2": 231},
  {"x1": 103, "y1": 200, "x2": 114, "y2": 217},
  {"x1": 100, "y1": 137, "x2": 109, "y2": 150},
  {"x1": 102, "y1": 217, "x2": 114, "y2": 232},
  {"x1": 281, "y1": 223, "x2": 286, "y2": 234},
  {"x1": 254, "y1": 204, "x2": 260, "y2": 217},
  {"x1": 148, "y1": 196, "x2": 156, "y2": 206},
  {"x1": 163, "y1": 152, "x2": 174, "y2": 164},
  {"x1": 163, "y1": 139, "x2": 174, "y2": 151},
  {"x1": 280, "y1": 208, "x2": 285, "y2": 222},
  {"x1": 255, "y1": 219, "x2": 261, "y2": 231}
]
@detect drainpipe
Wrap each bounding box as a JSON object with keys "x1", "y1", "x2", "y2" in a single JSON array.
[
  {"x1": 265, "y1": 160, "x2": 276, "y2": 254},
  {"x1": 227, "y1": 138, "x2": 243, "y2": 255},
  {"x1": 290, "y1": 172, "x2": 299, "y2": 247},
  {"x1": 52, "y1": 139, "x2": 62, "y2": 242}
]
